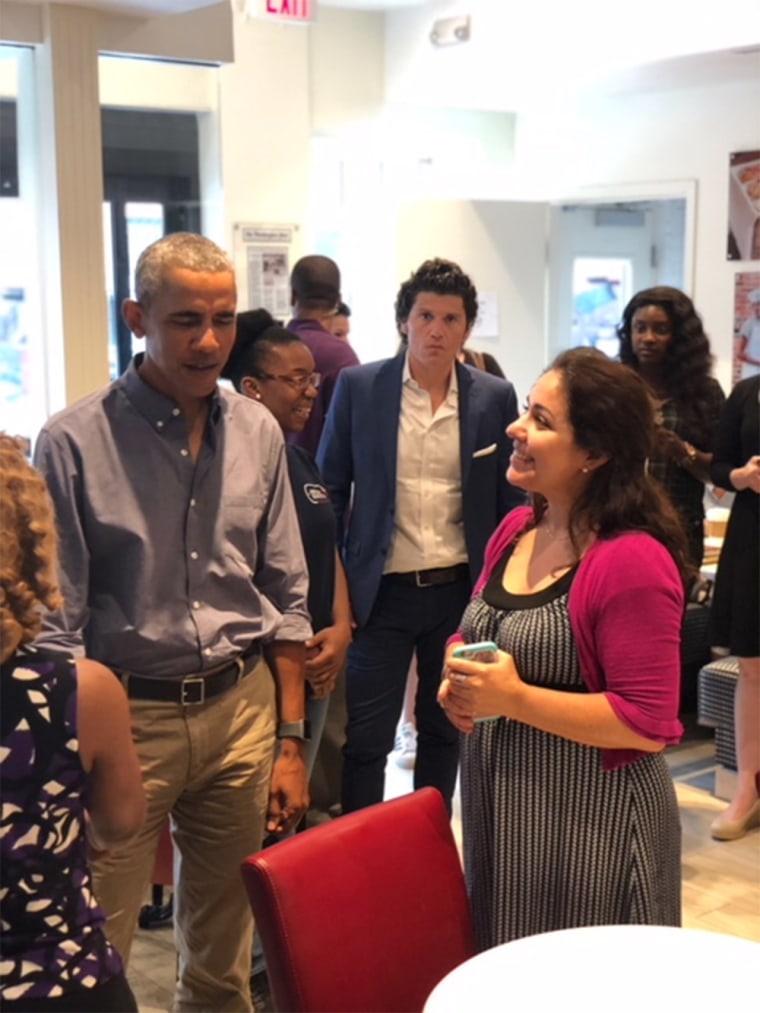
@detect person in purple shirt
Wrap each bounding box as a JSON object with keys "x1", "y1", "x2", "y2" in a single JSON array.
[{"x1": 287, "y1": 255, "x2": 359, "y2": 457}]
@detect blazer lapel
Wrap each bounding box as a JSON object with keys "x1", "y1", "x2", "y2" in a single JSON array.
[
  {"x1": 457, "y1": 359, "x2": 478, "y2": 487},
  {"x1": 374, "y1": 354, "x2": 405, "y2": 490}
]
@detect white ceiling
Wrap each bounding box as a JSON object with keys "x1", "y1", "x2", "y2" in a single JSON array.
[
  {"x1": 11, "y1": 0, "x2": 758, "y2": 99},
  {"x1": 12, "y1": 0, "x2": 425, "y2": 13}
]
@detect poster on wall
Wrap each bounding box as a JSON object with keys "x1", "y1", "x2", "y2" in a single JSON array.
[
  {"x1": 732, "y1": 270, "x2": 760, "y2": 385},
  {"x1": 727, "y1": 150, "x2": 760, "y2": 261},
  {"x1": 233, "y1": 223, "x2": 296, "y2": 319}
]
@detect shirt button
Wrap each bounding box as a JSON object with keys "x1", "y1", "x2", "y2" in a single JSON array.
[
  {"x1": 190, "y1": 551, "x2": 199, "y2": 560},
  {"x1": 192, "y1": 600, "x2": 201, "y2": 610},
  {"x1": 190, "y1": 498, "x2": 196, "y2": 507},
  {"x1": 156, "y1": 420, "x2": 164, "y2": 429},
  {"x1": 172, "y1": 408, "x2": 181, "y2": 417},
  {"x1": 180, "y1": 448, "x2": 189, "y2": 457},
  {"x1": 205, "y1": 647, "x2": 213, "y2": 657}
]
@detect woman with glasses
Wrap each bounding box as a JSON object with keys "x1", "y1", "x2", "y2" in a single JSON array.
[{"x1": 223, "y1": 309, "x2": 353, "y2": 775}]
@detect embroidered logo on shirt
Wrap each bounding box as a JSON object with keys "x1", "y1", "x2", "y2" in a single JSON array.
[{"x1": 305, "y1": 483, "x2": 329, "y2": 504}]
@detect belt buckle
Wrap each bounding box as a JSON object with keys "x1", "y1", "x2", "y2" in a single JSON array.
[
  {"x1": 181, "y1": 676, "x2": 205, "y2": 705},
  {"x1": 415, "y1": 570, "x2": 433, "y2": 588}
]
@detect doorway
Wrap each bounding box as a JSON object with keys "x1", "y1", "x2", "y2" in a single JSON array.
[
  {"x1": 102, "y1": 107, "x2": 201, "y2": 377},
  {"x1": 547, "y1": 198, "x2": 688, "y2": 360}
]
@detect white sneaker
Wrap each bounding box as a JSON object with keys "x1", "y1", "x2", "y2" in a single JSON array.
[{"x1": 394, "y1": 722, "x2": 417, "y2": 770}]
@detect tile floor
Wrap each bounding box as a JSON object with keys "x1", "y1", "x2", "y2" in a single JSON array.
[{"x1": 130, "y1": 733, "x2": 760, "y2": 1012}]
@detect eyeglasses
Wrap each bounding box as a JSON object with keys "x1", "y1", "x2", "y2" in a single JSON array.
[{"x1": 255, "y1": 371, "x2": 321, "y2": 392}]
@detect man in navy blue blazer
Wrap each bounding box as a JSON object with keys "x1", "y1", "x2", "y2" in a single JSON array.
[{"x1": 317, "y1": 259, "x2": 523, "y2": 812}]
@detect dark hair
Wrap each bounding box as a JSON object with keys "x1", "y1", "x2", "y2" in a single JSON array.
[
  {"x1": 290, "y1": 255, "x2": 341, "y2": 313},
  {"x1": 534, "y1": 347, "x2": 691, "y2": 584},
  {"x1": 222, "y1": 309, "x2": 303, "y2": 391},
  {"x1": 335, "y1": 301, "x2": 351, "y2": 317},
  {"x1": 395, "y1": 258, "x2": 478, "y2": 336},
  {"x1": 617, "y1": 286, "x2": 716, "y2": 443}
]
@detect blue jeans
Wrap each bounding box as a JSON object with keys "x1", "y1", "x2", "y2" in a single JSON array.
[{"x1": 341, "y1": 574, "x2": 470, "y2": 814}]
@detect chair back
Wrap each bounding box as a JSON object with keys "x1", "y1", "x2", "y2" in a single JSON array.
[{"x1": 241, "y1": 787, "x2": 475, "y2": 1012}]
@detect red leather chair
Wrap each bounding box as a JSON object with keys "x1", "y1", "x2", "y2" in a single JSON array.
[{"x1": 240, "y1": 787, "x2": 476, "y2": 1013}]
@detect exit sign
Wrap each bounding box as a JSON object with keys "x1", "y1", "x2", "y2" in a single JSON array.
[{"x1": 251, "y1": 0, "x2": 316, "y2": 21}]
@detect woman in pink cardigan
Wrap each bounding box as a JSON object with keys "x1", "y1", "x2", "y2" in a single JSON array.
[{"x1": 439, "y1": 347, "x2": 690, "y2": 951}]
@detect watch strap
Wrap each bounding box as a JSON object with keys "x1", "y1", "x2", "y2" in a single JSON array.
[{"x1": 277, "y1": 719, "x2": 311, "y2": 741}]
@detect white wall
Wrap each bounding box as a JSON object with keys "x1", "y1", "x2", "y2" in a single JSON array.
[
  {"x1": 2, "y1": 0, "x2": 758, "y2": 401},
  {"x1": 514, "y1": 77, "x2": 760, "y2": 387},
  {"x1": 383, "y1": 0, "x2": 760, "y2": 112},
  {"x1": 378, "y1": 1, "x2": 760, "y2": 388},
  {"x1": 395, "y1": 200, "x2": 548, "y2": 402}
]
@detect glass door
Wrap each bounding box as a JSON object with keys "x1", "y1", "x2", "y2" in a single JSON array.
[{"x1": 101, "y1": 108, "x2": 201, "y2": 377}]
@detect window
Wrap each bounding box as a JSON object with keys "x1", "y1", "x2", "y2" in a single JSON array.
[
  {"x1": 0, "y1": 48, "x2": 46, "y2": 446},
  {"x1": 571, "y1": 257, "x2": 632, "y2": 358}
]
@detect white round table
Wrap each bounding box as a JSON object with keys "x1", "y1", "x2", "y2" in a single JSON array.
[{"x1": 424, "y1": 925, "x2": 759, "y2": 1012}]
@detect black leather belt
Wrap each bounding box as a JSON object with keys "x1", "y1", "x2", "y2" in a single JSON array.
[
  {"x1": 120, "y1": 643, "x2": 262, "y2": 705},
  {"x1": 387, "y1": 564, "x2": 470, "y2": 588}
]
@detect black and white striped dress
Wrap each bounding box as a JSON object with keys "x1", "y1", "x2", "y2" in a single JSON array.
[{"x1": 459, "y1": 551, "x2": 681, "y2": 951}]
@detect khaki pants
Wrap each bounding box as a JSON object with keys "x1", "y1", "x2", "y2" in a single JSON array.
[{"x1": 92, "y1": 659, "x2": 275, "y2": 1013}]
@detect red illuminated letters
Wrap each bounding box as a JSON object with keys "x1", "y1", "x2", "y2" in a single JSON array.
[{"x1": 266, "y1": 0, "x2": 311, "y2": 16}]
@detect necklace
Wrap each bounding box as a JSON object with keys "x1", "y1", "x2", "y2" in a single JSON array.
[{"x1": 536, "y1": 517, "x2": 572, "y2": 542}]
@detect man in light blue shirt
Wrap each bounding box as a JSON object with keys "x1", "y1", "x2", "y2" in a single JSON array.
[{"x1": 35, "y1": 232, "x2": 311, "y2": 1013}]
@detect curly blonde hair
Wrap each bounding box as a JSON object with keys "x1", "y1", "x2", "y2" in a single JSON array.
[{"x1": 0, "y1": 434, "x2": 63, "y2": 658}]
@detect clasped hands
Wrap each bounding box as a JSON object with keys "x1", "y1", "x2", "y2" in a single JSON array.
[{"x1": 438, "y1": 645, "x2": 523, "y2": 733}]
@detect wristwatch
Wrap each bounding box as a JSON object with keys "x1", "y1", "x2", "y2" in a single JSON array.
[{"x1": 276, "y1": 719, "x2": 311, "y2": 741}]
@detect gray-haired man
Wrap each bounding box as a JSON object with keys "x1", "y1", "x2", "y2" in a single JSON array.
[{"x1": 35, "y1": 232, "x2": 311, "y2": 1012}]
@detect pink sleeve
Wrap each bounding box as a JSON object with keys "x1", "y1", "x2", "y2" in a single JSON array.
[{"x1": 584, "y1": 536, "x2": 684, "y2": 744}]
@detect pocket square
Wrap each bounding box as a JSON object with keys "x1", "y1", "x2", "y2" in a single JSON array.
[{"x1": 472, "y1": 443, "x2": 497, "y2": 459}]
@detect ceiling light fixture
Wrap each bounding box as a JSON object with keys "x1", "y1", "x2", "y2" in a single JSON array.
[{"x1": 430, "y1": 15, "x2": 470, "y2": 47}]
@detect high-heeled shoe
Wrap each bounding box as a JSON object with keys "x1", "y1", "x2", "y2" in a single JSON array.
[{"x1": 710, "y1": 799, "x2": 760, "y2": 841}]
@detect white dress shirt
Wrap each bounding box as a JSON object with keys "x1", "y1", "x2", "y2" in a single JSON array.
[{"x1": 384, "y1": 353, "x2": 468, "y2": 574}]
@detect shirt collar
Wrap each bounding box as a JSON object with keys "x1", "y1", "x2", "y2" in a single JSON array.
[
  {"x1": 120, "y1": 354, "x2": 223, "y2": 428},
  {"x1": 402, "y1": 349, "x2": 459, "y2": 402}
]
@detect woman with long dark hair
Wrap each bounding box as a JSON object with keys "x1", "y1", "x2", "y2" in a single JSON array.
[
  {"x1": 709, "y1": 376, "x2": 760, "y2": 840},
  {"x1": 617, "y1": 286, "x2": 725, "y2": 566},
  {"x1": 440, "y1": 348, "x2": 688, "y2": 949}
]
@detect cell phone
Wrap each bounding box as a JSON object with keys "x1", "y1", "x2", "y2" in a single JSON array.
[
  {"x1": 450, "y1": 641, "x2": 500, "y2": 723},
  {"x1": 452, "y1": 640, "x2": 499, "y2": 664}
]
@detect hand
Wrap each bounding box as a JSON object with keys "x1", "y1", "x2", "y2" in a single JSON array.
[
  {"x1": 267, "y1": 742, "x2": 309, "y2": 836},
  {"x1": 84, "y1": 812, "x2": 110, "y2": 858},
  {"x1": 653, "y1": 426, "x2": 689, "y2": 463},
  {"x1": 438, "y1": 648, "x2": 523, "y2": 731},
  {"x1": 304, "y1": 622, "x2": 352, "y2": 697},
  {"x1": 438, "y1": 643, "x2": 476, "y2": 733},
  {"x1": 732, "y1": 455, "x2": 760, "y2": 494}
]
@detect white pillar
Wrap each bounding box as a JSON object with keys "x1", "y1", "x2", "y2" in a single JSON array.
[{"x1": 33, "y1": 3, "x2": 109, "y2": 410}]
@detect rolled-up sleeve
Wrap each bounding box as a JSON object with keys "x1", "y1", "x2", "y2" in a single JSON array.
[{"x1": 584, "y1": 537, "x2": 684, "y2": 744}]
